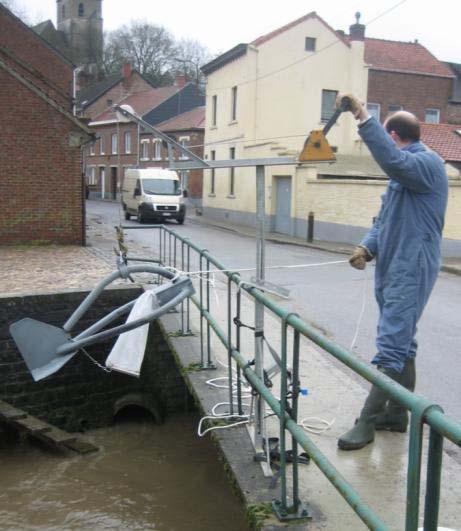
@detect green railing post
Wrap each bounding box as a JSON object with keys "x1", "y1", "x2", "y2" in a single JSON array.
[
  {"x1": 279, "y1": 320, "x2": 289, "y2": 514},
  {"x1": 423, "y1": 427, "x2": 444, "y2": 530},
  {"x1": 406, "y1": 403, "x2": 444, "y2": 531},
  {"x1": 291, "y1": 330, "x2": 300, "y2": 513},
  {"x1": 227, "y1": 277, "x2": 234, "y2": 415},
  {"x1": 235, "y1": 284, "x2": 243, "y2": 416},
  {"x1": 206, "y1": 258, "x2": 213, "y2": 367}
]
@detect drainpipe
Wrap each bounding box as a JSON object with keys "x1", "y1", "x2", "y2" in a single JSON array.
[{"x1": 73, "y1": 66, "x2": 85, "y2": 116}]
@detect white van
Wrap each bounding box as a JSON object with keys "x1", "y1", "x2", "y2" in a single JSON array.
[{"x1": 122, "y1": 168, "x2": 186, "y2": 224}]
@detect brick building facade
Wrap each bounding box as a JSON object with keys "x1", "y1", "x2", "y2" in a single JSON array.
[
  {"x1": 0, "y1": 5, "x2": 92, "y2": 246},
  {"x1": 77, "y1": 64, "x2": 154, "y2": 119},
  {"x1": 85, "y1": 78, "x2": 205, "y2": 204},
  {"x1": 359, "y1": 33, "x2": 456, "y2": 124},
  {"x1": 367, "y1": 70, "x2": 453, "y2": 124}
]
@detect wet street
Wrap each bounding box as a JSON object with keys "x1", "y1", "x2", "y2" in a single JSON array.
[{"x1": 0, "y1": 413, "x2": 248, "y2": 531}]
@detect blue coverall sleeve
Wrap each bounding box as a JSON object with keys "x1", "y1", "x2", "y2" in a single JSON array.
[
  {"x1": 361, "y1": 215, "x2": 380, "y2": 257},
  {"x1": 358, "y1": 118, "x2": 436, "y2": 192}
]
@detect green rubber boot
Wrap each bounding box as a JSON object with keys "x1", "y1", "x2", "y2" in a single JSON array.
[
  {"x1": 375, "y1": 359, "x2": 416, "y2": 433},
  {"x1": 338, "y1": 367, "x2": 400, "y2": 451}
]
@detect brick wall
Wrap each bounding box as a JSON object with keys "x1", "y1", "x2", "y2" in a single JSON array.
[
  {"x1": 86, "y1": 122, "x2": 138, "y2": 198},
  {"x1": 0, "y1": 70, "x2": 85, "y2": 245},
  {"x1": 0, "y1": 6, "x2": 73, "y2": 107},
  {"x1": 368, "y1": 70, "x2": 453, "y2": 123},
  {"x1": 0, "y1": 287, "x2": 193, "y2": 432},
  {"x1": 0, "y1": 5, "x2": 87, "y2": 246}
]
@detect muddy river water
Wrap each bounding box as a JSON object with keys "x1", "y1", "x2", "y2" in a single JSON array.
[{"x1": 0, "y1": 413, "x2": 249, "y2": 530}]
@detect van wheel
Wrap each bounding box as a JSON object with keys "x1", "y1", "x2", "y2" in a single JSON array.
[
  {"x1": 137, "y1": 209, "x2": 145, "y2": 224},
  {"x1": 177, "y1": 216, "x2": 185, "y2": 225},
  {"x1": 125, "y1": 211, "x2": 131, "y2": 220}
]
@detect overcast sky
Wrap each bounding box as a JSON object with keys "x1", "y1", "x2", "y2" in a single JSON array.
[{"x1": 13, "y1": 0, "x2": 460, "y2": 63}]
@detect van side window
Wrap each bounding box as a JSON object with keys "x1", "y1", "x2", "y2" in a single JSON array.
[{"x1": 134, "y1": 179, "x2": 141, "y2": 196}]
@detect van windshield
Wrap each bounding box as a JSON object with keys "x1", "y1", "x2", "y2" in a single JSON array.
[{"x1": 141, "y1": 178, "x2": 180, "y2": 196}]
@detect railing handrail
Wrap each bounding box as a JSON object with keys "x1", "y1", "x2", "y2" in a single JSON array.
[
  {"x1": 123, "y1": 223, "x2": 461, "y2": 530},
  {"x1": 129, "y1": 224, "x2": 461, "y2": 446}
]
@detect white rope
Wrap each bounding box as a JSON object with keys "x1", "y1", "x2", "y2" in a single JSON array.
[
  {"x1": 166, "y1": 259, "x2": 348, "y2": 280},
  {"x1": 299, "y1": 416, "x2": 335, "y2": 435},
  {"x1": 198, "y1": 415, "x2": 250, "y2": 437},
  {"x1": 350, "y1": 266, "x2": 370, "y2": 351}
]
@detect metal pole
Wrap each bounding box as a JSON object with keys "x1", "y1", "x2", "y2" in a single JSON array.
[{"x1": 254, "y1": 165, "x2": 266, "y2": 461}]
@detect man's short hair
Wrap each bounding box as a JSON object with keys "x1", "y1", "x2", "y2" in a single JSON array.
[{"x1": 384, "y1": 112, "x2": 420, "y2": 142}]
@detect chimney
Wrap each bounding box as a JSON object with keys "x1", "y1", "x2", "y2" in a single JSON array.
[
  {"x1": 349, "y1": 12, "x2": 365, "y2": 41},
  {"x1": 122, "y1": 63, "x2": 132, "y2": 79},
  {"x1": 175, "y1": 74, "x2": 188, "y2": 88}
]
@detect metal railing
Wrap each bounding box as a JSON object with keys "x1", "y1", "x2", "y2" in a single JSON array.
[{"x1": 123, "y1": 223, "x2": 461, "y2": 531}]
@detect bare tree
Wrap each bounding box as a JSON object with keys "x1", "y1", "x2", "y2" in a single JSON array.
[
  {"x1": 173, "y1": 38, "x2": 214, "y2": 85},
  {"x1": 103, "y1": 20, "x2": 177, "y2": 86}
]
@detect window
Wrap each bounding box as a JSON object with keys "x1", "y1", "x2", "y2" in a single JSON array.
[
  {"x1": 111, "y1": 133, "x2": 118, "y2": 154},
  {"x1": 388, "y1": 104, "x2": 403, "y2": 115},
  {"x1": 154, "y1": 140, "x2": 162, "y2": 160},
  {"x1": 305, "y1": 37, "x2": 316, "y2": 52},
  {"x1": 78, "y1": 3, "x2": 84, "y2": 16},
  {"x1": 87, "y1": 167, "x2": 96, "y2": 185},
  {"x1": 89, "y1": 141, "x2": 95, "y2": 156},
  {"x1": 425, "y1": 108, "x2": 440, "y2": 124},
  {"x1": 210, "y1": 150, "x2": 216, "y2": 194},
  {"x1": 140, "y1": 140, "x2": 149, "y2": 160},
  {"x1": 180, "y1": 171, "x2": 188, "y2": 191},
  {"x1": 321, "y1": 89, "x2": 338, "y2": 122},
  {"x1": 62, "y1": 5, "x2": 65, "y2": 19},
  {"x1": 179, "y1": 136, "x2": 190, "y2": 159},
  {"x1": 124, "y1": 132, "x2": 131, "y2": 154},
  {"x1": 99, "y1": 135, "x2": 105, "y2": 155},
  {"x1": 231, "y1": 86, "x2": 238, "y2": 121},
  {"x1": 212, "y1": 95, "x2": 217, "y2": 126},
  {"x1": 367, "y1": 103, "x2": 381, "y2": 121},
  {"x1": 229, "y1": 147, "x2": 235, "y2": 196}
]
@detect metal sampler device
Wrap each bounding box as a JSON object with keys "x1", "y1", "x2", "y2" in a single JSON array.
[{"x1": 10, "y1": 264, "x2": 194, "y2": 381}]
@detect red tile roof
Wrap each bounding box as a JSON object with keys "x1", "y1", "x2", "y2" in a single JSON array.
[
  {"x1": 92, "y1": 86, "x2": 180, "y2": 122},
  {"x1": 251, "y1": 11, "x2": 350, "y2": 48},
  {"x1": 157, "y1": 106, "x2": 205, "y2": 131},
  {"x1": 421, "y1": 123, "x2": 461, "y2": 162},
  {"x1": 364, "y1": 38, "x2": 454, "y2": 78}
]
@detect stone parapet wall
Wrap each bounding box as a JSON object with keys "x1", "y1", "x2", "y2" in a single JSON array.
[{"x1": 0, "y1": 287, "x2": 193, "y2": 432}]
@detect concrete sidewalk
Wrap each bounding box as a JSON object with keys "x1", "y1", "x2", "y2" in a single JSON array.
[{"x1": 187, "y1": 211, "x2": 461, "y2": 276}]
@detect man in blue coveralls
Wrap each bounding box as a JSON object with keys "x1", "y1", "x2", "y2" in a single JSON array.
[{"x1": 337, "y1": 95, "x2": 449, "y2": 450}]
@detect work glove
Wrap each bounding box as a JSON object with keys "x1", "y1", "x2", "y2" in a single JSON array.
[
  {"x1": 336, "y1": 94, "x2": 365, "y2": 120},
  {"x1": 349, "y1": 246, "x2": 372, "y2": 270}
]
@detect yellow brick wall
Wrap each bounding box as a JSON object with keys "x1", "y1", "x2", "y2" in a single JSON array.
[{"x1": 295, "y1": 177, "x2": 461, "y2": 240}]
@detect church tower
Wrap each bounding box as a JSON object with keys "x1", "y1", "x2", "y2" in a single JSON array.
[{"x1": 56, "y1": 0, "x2": 103, "y2": 74}]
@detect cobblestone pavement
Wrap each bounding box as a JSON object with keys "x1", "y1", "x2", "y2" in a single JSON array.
[
  {"x1": 0, "y1": 208, "x2": 157, "y2": 297},
  {"x1": 0, "y1": 245, "x2": 116, "y2": 296}
]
